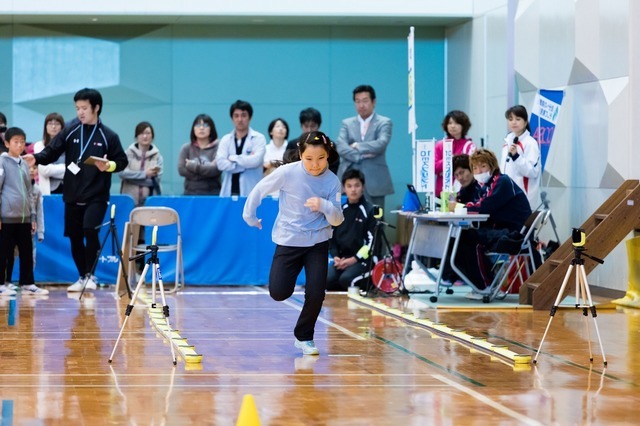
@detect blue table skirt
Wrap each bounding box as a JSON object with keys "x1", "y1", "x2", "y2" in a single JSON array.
[{"x1": 34, "y1": 195, "x2": 298, "y2": 285}]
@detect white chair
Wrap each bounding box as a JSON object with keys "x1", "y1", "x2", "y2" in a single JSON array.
[{"x1": 126, "y1": 206, "x2": 184, "y2": 293}]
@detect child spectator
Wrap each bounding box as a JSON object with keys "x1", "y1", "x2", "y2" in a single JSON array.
[
  {"x1": 243, "y1": 131, "x2": 343, "y2": 355},
  {"x1": 0, "y1": 127, "x2": 48, "y2": 295},
  {"x1": 326, "y1": 168, "x2": 377, "y2": 291},
  {"x1": 5, "y1": 165, "x2": 44, "y2": 291}
]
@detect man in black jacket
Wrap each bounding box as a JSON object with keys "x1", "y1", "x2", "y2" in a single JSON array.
[
  {"x1": 24, "y1": 88, "x2": 128, "y2": 292},
  {"x1": 326, "y1": 169, "x2": 377, "y2": 291}
]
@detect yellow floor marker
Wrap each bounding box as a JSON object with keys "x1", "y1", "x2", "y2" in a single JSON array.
[
  {"x1": 139, "y1": 291, "x2": 203, "y2": 364},
  {"x1": 349, "y1": 293, "x2": 531, "y2": 365},
  {"x1": 236, "y1": 394, "x2": 261, "y2": 426}
]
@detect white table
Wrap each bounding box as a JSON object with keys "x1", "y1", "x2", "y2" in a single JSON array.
[{"x1": 401, "y1": 211, "x2": 490, "y2": 301}]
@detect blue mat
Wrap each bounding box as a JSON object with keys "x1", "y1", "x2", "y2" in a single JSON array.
[
  {"x1": 409, "y1": 285, "x2": 608, "y2": 310},
  {"x1": 409, "y1": 285, "x2": 528, "y2": 310}
]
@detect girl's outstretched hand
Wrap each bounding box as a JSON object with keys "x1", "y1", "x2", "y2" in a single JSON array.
[
  {"x1": 253, "y1": 218, "x2": 263, "y2": 230},
  {"x1": 304, "y1": 197, "x2": 322, "y2": 212}
]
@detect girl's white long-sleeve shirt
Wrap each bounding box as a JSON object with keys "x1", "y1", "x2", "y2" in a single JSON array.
[{"x1": 243, "y1": 161, "x2": 344, "y2": 247}]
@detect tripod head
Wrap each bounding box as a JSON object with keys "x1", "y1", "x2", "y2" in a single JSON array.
[
  {"x1": 571, "y1": 228, "x2": 604, "y2": 264},
  {"x1": 373, "y1": 205, "x2": 395, "y2": 229},
  {"x1": 127, "y1": 226, "x2": 160, "y2": 262}
]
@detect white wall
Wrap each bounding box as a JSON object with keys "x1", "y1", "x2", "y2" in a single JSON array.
[{"x1": 448, "y1": 0, "x2": 638, "y2": 292}]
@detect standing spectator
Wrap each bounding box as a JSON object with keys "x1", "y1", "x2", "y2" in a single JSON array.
[
  {"x1": 33, "y1": 113, "x2": 66, "y2": 195},
  {"x1": 326, "y1": 169, "x2": 377, "y2": 291},
  {"x1": 24, "y1": 88, "x2": 128, "y2": 292},
  {"x1": 178, "y1": 114, "x2": 222, "y2": 195},
  {"x1": 216, "y1": 100, "x2": 266, "y2": 196},
  {"x1": 500, "y1": 105, "x2": 541, "y2": 209},
  {"x1": 120, "y1": 121, "x2": 164, "y2": 205},
  {"x1": 0, "y1": 127, "x2": 47, "y2": 295},
  {"x1": 5, "y1": 164, "x2": 45, "y2": 292},
  {"x1": 263, "y1": 118, "x2": 289, "y2": 176},
  {"x1": 335, "y1": 85, "x2": 393, "y2": 210},
  {"x1": 243, "y1": 131, "x2": 343, "y2": 355},
  {"x1": 286, "y1": 107, "x2": 339, "y2": 174},
  {"x1": 434, "y1": 110, "x2": 476, "y2": 197}
]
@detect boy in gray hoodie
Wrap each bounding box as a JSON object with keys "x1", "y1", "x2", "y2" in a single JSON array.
[{"x1": 0, "y1": 127, "x2": 48, "y2": 295}]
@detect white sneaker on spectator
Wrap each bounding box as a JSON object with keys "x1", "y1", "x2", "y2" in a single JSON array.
[
  {"x1": 7, "y1": 283, "x2": 20, "y2": 292},
  {"x1": 67, "y1": 276, "x2": 87, "y2": 292},
  {"x1": 0, "y1": 284, "x2": 17, "y2": 296},
  {"x1": 22, "y1": 284, "x2": 49, "y2": 295},
  {"x1": 84, "y1": 275, "x2": 98, "y2": 290}
]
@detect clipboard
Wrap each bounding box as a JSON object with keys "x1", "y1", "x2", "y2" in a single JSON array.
[{"x1": 83, "y1": 156, "x2": 109, "y2": 166}]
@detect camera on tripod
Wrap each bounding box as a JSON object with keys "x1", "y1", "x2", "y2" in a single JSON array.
[
  {"x1": 373, "y1": 205, "x2": 383, "y2": 220},
  {"x1": 572, "y1": 227, "x2": 586, "y2": 248}
]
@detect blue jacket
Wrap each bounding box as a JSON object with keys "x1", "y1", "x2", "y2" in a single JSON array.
[{"x1": 466, "y1": 173, "x2": 531, "y2": 231}]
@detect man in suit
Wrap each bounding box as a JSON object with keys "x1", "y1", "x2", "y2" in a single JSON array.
[{"x1": 335, "y1": 85, "x2": 393, "y2": 210}]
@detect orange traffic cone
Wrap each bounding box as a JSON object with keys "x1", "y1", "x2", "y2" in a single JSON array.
[{"x1": 236, "y1": 394, "x2": 261, "y2": 426}]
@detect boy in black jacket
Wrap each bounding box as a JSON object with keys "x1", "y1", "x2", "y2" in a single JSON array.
[{"x1": 327, "y1": 169, "x2": 377, "y2": 291}]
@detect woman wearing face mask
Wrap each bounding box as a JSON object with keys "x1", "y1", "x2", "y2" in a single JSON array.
[
  {"x1": 500, "y1": 105, "x2": 541, "y2": 209},
  {"x1": 450, "y1": 148, "x2": 531, "y2": 298}
]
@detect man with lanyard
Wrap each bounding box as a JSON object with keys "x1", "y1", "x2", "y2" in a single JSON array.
[
  {"x1": 24, "y1": 88, "x2": 128, "y2": 292},
  {"x1": 216, "y1": 99, "x2": 266, "y2": 197}
]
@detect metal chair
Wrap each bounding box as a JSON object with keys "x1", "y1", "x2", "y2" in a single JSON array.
[
  {"x1": 483, "y1": 209, "x2": 547, "y2": 302},
  {"x1": 126, "y1": 206, "x2": 184, "y2": 293}
]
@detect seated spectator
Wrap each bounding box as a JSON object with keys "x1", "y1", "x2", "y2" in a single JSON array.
[
  {"x1": 451, "y1": 148, "x2": 531, "y2": 296},
  {"x1": 326, "y1": 169, "x2": 377, "y2": 291},
  {"x1": 119, "y1": 121, "x2": 163, "y2": 206},
  {"x1": 178, "y1": 114, "x2": 222, "y2": 195},
  {"x1": 451, "y1": 154, "x2": 481, "y2": 205},
  {"x1": 439, "y1": 154, "x2": 481, "y2": 285}
]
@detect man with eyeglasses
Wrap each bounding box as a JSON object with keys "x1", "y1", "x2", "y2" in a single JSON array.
[
  {"x1": 335, "y1": 85, "x2": 394, "y2": 211},
  {"x1": 216, "y1": 99, "x2": 266, "y2": 197}
]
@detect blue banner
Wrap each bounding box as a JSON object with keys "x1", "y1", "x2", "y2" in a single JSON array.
[{"x1": 530, "y1": 89, "x2": 564, "y2": 172}]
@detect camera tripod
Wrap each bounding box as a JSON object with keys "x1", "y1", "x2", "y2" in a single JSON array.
[
  {"x1": 109, "y1": 226, "x2": 177, "y2": 365},
  {"x1": 80, "y1": 204, "x2": 131, "y2": 301},
  {"x1": 533, "y1": 245, "x2": 607, "y2": 365},
  {"x1": 362, "y1": 218, "x2": 404, "y2": 297}
]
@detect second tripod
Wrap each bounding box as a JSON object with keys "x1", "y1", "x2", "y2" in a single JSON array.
[
  {"x1": 534, "y1": 228, "x2": 607, "y2": 365},
  {"x1": 362, "y1": 210, "x2": 404, "y2": 296},
  {"x1": 109, "y1": 226, "x2": 177, "y2": 365},
  {"x1": 80, "y1": 204, "x2": 131, "y2": 301}
]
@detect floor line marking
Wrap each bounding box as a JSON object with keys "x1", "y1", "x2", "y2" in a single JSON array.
[{"x1": 432, "y1": 374, "x2": 543, "y2": 426}]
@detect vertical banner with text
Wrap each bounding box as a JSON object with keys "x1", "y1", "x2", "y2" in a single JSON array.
[
  {"x1": 415, "y1": 139, "x2": 435, "y2": 194},
  {"x1": 442, "y1": 139, "x2": 453, "y2": 194},
  {"x1": 530, "y1": 89, "x2": 564, "y2": 172}
]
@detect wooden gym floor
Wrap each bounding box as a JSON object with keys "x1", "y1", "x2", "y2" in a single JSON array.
[{"x1": 1, "y1": 285, "x2": 639, "y2": 425}]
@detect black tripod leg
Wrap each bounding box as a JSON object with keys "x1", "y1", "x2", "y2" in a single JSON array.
[{"x1": 363, "y1": 224, "x2": 381, "y2": 297}]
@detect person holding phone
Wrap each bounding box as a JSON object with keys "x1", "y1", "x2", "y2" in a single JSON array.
[{"x1": 119, "y1": 121, "x2": 164, "y2": 206}]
